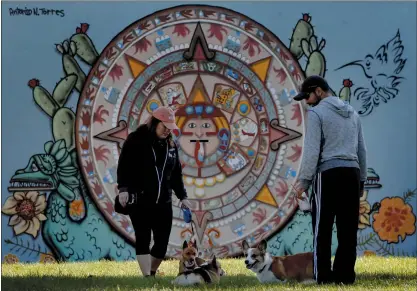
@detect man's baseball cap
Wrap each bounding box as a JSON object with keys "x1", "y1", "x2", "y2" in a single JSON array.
[
  {"x1": 152, "y1": 106, "x2": 179, "y2": 130},
  {"x1": 293, "y1": 75, "x2": 330, "y2": 101}
]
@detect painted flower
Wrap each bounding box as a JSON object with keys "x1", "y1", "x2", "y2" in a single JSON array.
[
  {"x1": 372, "y1": 197, "x2": 416, "y2": 243},
  {"x1": 4, "y1": 253, "x2": 19, "y2": 264},
  {"x1": 363, "y1": 250, "x2": 376, "y2": 256},
  {"x1": 359, "y1": 190, "x2": 371, "y2": 229},
  {"x1": 1, "y1": 191, "x2": 47, "y2": 238},
  {"x1": 39, "y1": 253, "x2": 57, "y2": 264},
  {"x1": 69, "y1": 199, "x2": 85, "y2": 218}
]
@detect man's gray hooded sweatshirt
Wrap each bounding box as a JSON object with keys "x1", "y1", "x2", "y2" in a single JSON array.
[{"x1": 297, "y1": 96, "x2": 367, "y2": 191}]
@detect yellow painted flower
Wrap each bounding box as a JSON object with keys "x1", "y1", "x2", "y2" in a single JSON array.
[
  {"x1": 373, "y1": 197, "x2": 416, "y2": 243},
  {"x1": 359, "y1": 190, "x2": 371, "y2": 229},
  {"x1": 39, "y1": 253, "x2": 57, "y2": 264},
  {"x1": 2, "y1": 191, "x2": 47, "y2": 238},
  {"x1": 4, "y1": 253, "x2": 19, "y2": 264}
]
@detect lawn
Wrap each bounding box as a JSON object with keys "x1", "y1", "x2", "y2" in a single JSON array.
[{"x1": 2, "y1": 256, "x2": 416, "y2": 291}]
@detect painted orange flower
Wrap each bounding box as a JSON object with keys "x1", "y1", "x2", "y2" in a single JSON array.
[
  {"x1": 372, "y1": 197, "x2": 416, "y2": 243},
  {"x1": 69, "y1": 199, "x2": 85, "y2": 218},
  {"x1": 359, "y1": 190, "x2": 371, "y2": 229},
  {"x1": 4, "y1": 253, "x2": 19, "y2": 264},
  {"x1": 1, "y1": 191, "x2": 47, "y2": 238}
]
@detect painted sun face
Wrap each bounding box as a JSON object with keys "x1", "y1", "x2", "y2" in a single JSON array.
[{"x1": 179, "y1": 118, "x2": 219, "y2": 157}]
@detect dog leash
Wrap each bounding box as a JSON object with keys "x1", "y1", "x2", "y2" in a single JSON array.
[{"x1": 181, "y1": 203, "x2": 195, "y2": 237}]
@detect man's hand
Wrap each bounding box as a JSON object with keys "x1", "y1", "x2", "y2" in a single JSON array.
[
  {"x1": 296, "y1": 190, "x2": 311, "y2": 212},
  {"x1": 296, "y1": 188, "x2": 305, "y2": 199},
  {"x1": 297, "y1": 193, "x2": 312, "y2": 212},
  {"x1": 119, "y1": 192, "x2": 129, "y2": 207},
  {"x1": 292, "y1": 183, "x2": 305, "y2": 199},
  {"x1": 292, "y1": 183, "x2": 311, "y2": 212}
]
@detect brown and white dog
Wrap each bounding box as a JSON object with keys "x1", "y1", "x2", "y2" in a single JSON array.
[
  {"x1": 172, "y1": 255, "x2": 225, "y2": 286},
  {"x1": 178, "y1": 239, "x2": 207, "y2": 275},
  {"x1": 242, "y1": 239, "x2": 315, "y2": 284}
]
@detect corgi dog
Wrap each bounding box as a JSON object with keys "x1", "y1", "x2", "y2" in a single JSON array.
[
  {"x1": 178, "y1": 239, "x2": 207, "y2": 275},
  {"x1": 172, "y1": 255, "x2": 225, "y2": 286},
  {"x1": 242, "y1": 239, "x2": 315, "y2": 284}
]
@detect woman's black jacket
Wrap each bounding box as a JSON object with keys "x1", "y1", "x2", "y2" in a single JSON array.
[{"x1": 116, "y1": 124, "x2": 188, "y2": 205}]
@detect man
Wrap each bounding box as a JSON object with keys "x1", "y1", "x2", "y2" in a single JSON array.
[{"x1": 293, "y1": 75, "x2": 367, "y2": 285}]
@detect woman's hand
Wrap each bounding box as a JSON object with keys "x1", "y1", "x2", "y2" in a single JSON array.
[
  {"x1": 181, "y1": 198, "x2": 192, "y2": 209},
  {"x1": 119, "y1": 192, "x2": 129, "y2": 207}
]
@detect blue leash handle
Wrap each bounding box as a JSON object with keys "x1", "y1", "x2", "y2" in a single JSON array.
[{"x1": 181, "y1": 204, "x2": 192, "y2": 224}]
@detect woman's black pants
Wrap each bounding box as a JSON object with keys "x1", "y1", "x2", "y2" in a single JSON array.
[{"x1": 129, "y1": 202, "x2": 173, "y2": 259}]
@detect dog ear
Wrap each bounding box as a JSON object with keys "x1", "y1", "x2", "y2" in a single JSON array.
[
  {"x1": 183, "y1": 240, "x2": 188, "y2": 250},
  {"x1": 242, "y1": 240, "x2": 250, "y2": 252},
  {"x1": 211, "y1": 255, "x2": 217, "y2": 267},
  {"x1": 258, "y1": 239, "x2": 268, "y2": 253},
  {"x1": 190, "y1": 238, "x2": 197, "y2": 249}
]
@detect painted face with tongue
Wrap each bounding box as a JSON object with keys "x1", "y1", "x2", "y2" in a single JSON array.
[
  {"x1": 174, "y1": 100, "x2": 231, "y2": 171},
  {"x1": 181, "y1": 118, "x2": 219, "y2": 166}
]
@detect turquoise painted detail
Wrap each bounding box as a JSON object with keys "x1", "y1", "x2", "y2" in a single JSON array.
[
  {"x1": 126, "y1": 88, "x2": 137, "y2": 102},
  {"x1": 268, "y1": 210, "x2": 338, "y2": 256},
  {"x1": 11, "y1": 139, "x2": 136, "y2": 262},
  {"x1": 259, "y1": 88, "x2": 276, "y2": 118},
  {"x1": 228, "y1": 57, "x2": 244, "y2": 71},
  {"x1": 120, "y1": 100, "x2": 132, "y2": 120},
  {"x1": 215, "y1": 53, "x2": 230, "y2": 64}
]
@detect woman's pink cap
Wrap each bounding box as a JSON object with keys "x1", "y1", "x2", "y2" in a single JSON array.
[{"x1": 152, "y1": 106, "x2": 179, "y2": 130}]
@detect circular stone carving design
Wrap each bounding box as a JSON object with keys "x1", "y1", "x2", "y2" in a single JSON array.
[{"x1": 75, "y1": 4, "x2": 306, "y2": 258}]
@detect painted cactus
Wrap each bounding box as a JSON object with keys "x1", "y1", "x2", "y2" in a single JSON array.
[
  {"x1": 339, "y1": 79, "x2": 353, "y2": 103},
  {"x1": 301, "y1": 35, "x2": 326, "y2": 78},
  {"x1": 52, "y1": 108, "x2": 76, "y2": 150},
  {"x1": 52, "y1": 74, "x2": 78, "y2": 107},
  {"x1": 28, "y1": 79, "x2": 60, "y2": 117},
  {"x1": 289, "y1": 14, "x2": 314, "y2": 59},
  {"x1": 28, "y1": 78, "x2": 76, "y2": 149},
  {"x1": 56, "y1": 40, "x2": 86, "y2": 92},
  {"x1": 70, "y1": 23, "x2": 99, "y2": 66}
]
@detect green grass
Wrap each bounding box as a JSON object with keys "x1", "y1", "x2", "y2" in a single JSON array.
[{"x1": 2, "y1": 256, "x2": 416, "y2": 290}]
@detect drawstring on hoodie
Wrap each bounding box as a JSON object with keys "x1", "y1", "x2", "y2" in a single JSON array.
[{"x1": 152, "y1": 142, "x2": 168, "y2": 204}]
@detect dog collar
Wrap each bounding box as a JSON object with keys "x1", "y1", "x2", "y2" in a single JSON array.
[
  {"x1": 183, "y1": 262, "x2": 194, "y2": 270},
  {"x1": 259, "y1": 264, "x2": 267, "y2": 273}
]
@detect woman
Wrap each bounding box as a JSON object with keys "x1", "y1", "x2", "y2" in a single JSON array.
[{"x1": 116, "y1": 106, "x2": 192, "y2": 277}]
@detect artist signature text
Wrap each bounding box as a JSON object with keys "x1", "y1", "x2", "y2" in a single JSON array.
[{"x1": 9, "y1": 7, "x2": 65, "y2": 17}]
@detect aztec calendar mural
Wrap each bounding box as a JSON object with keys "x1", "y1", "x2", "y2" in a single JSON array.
[{"x1": 76, "y1": 5, "x2": 306, "y2": 258}]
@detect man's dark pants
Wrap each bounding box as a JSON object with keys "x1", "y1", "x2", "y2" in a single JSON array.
[{"x1": 311, "y1": 167, "x2": 361, "y2": 284}]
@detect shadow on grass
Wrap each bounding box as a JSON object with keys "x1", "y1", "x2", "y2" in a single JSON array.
[
  {"x1": 3, "y1": 273, "x2": 416, "y2": 290},
  {"x1": 356, "y1": 273, "x2": 417, "y2": 281},
  {"x1": 1, "y1": 274, "x2": 262, "y2": 290}
]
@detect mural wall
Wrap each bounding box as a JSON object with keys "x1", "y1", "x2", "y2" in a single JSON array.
[{"x1": 2, "y1": 2, "x2": 416, "y2": 264}]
